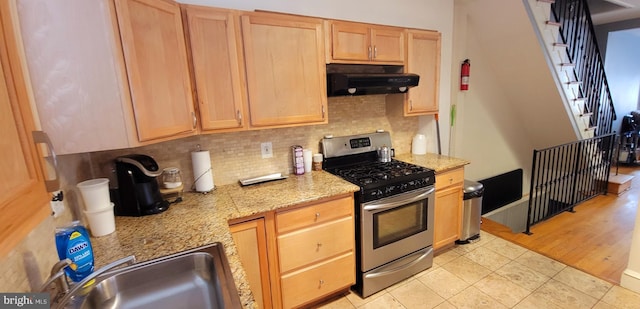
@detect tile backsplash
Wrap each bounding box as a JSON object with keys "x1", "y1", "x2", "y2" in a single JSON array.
[{"x1": 0, "y1": 94, "x2": 419, "y2": 292}]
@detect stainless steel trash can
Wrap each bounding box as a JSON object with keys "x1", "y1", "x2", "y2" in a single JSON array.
[{"x1": 456, "y1": 180, "x2": 484, "y2": 244}]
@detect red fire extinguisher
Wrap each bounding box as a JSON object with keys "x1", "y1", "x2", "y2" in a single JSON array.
[{"x1": 460, "y1": 59, "x2": 470, "y2": 91}]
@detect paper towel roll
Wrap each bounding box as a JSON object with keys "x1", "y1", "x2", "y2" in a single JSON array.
[
  {"x1": 412, "y1": 134, "x2": 427, "y2": 155},
  {"x1": 303, "y1": 149, "x2": 313, "y2": 173},
  {"x1": 191, "y1": 150, "x2": 214, "y2": 192}
]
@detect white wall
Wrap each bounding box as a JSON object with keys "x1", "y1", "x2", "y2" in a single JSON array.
[
  {"x1": 179, "y1": 0, "x2": 455, "y2": 155},
  {"x1": 605, "y1": 27, "x2": 640, "y2": 132}
]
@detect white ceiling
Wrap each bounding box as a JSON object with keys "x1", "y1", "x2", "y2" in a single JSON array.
[{"x1": 588, "y1": 0, "x2": 640, "y2": 24}]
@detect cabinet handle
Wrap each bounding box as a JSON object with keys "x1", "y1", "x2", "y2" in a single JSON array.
[
  {"x1": 368, "y1": 46, "x2": 372, "y2": 60},
  {"x1": 237, "y1": 110, "x2": 242, "y2": 125},
  {"x1": 319, "y1": 279, "x2": 324, "y2": 287},
  {"x1": 409, "y1": 100, "x2": 413, "y2": 111},
  {"x1": 315, "y1": 212, "x2": 320, "y2": 220},
  {"x1": 374, "y1": 46, "x2": 377, "y2": 59},
  {"x1": 32, "y1": 131, "x2": 59, "y2": 192},
  {"x1": 316, "y1": 242, "x2": 322, "y2": 250},
  {"x1": 192, "y1": 112, "x2": 197, "y2": 129},
  {"x1": 321, "y1": 105, "x2": 325, "y2": 119}
]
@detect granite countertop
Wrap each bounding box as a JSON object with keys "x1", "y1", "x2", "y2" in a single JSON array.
[
  {"x1": 88, "y1": 153, "x2": 467, "y2": 308},
  {"x1": 395, "y1": 152, "x2": 470, "y2": 173},
  {"x1": 89, "y1": 171, "x2": 359, "y2": 309}
]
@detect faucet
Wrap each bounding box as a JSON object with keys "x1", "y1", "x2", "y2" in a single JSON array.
[
  {"x1": 54, "y1": 255, "x2": 136, "y2": 309},
  {"x1": 39, "y1": 258, "x2": 73, "y2": 303}
]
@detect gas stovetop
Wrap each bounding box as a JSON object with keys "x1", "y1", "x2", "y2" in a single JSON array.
[{"x1": 321, "y1": 132, "x2": 434, "y2": 202}]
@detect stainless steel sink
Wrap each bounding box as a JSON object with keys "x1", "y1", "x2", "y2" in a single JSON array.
[{"x1": 66, "y1": 243, "x2": 241, "y2": 309}]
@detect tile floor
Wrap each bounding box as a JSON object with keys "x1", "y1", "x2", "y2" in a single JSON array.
[{"x1": 318, "y1": 231, "x2": 640, "y2": 308}]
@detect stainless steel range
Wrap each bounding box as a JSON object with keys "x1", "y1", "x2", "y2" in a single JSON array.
[{"x1": 322, "y1": 131, "x2": 435, "y2": 297}]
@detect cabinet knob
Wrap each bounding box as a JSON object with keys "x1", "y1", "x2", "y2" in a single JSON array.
[
  {"x1": 315, "y1": 212, "x2": 320, "y2": 220},
  {"x1": 319, "y1": 279, "x2": 325, "y2": 287},
  {"x1": 316, "y1": 242, "x2": 322, "y2": 250}
]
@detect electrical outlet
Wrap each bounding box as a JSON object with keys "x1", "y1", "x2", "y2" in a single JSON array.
[{"x1": 261, "y1": 142, "x2": 273, "y2": 158}]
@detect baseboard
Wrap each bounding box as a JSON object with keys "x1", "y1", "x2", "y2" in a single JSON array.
[{"x1": 621, "y1": 268, "x2": 640, "y2": 294}]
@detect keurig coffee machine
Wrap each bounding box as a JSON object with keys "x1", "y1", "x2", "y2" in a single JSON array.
[{"x1": 114, "y1": 154, "x2": 169, "y2": 216}]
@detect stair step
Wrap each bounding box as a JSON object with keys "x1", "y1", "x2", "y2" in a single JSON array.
[
  {"x1": 560, "y1": 62, "x2": 575, "y2": 67},
  {"x1": 585, "y1": 126, "x2": 597, "y2": 131},
  {"x1": 573, "y1": 97, "x2": 586, "y2": 102},
  {"x1": 546, "y1": 21, "x2": 561, "y2": 27},
  {"x1": 553, "y1": 42, "x2": 568, "y2": 48},
  {"x1": 608, "y1": 173, "x2": 633, "y2": 195},
  {"x1": 567, "y1": 80, "x2": 582, "y2": 85},
  {"x1": 580, "y1": 112, "x2": 593, "y2": 117},
  {"x1": 538, "y1": 0, "x2": 556, "y2": 3}
]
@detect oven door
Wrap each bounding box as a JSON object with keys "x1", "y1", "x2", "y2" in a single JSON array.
[{"x1": 361, "y1": 186, "x2": 435, "y2": 272}]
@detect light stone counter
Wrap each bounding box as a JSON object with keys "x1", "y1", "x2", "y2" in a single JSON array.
[
  {"x1": 89, "y1": 171, "x2": 359, "y2": 309},
  {"x1": 395, "y1": 152, "x2": 470, "y2": 173}
]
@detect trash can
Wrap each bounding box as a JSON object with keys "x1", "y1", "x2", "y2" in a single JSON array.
[{"x1": 456, "y1": 180, "x2": 484, "y2": 244}]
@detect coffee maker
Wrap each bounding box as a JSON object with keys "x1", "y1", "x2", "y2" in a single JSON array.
[{"x1": 114, "y1": 154, "x2": 169, "y2": 216}]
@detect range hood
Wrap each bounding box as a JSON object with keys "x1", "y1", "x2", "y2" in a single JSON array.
[{"x1": 327, "y1": 72, "x2": 420, "y2": 97}]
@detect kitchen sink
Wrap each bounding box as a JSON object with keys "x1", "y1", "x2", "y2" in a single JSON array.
[{"x1": 64, "y1": 243, "x2": 241, "y2": 309}]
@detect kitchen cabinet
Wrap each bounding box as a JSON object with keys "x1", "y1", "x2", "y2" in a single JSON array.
[
  {"x1": 0, "y1": 1, "x2": 50, "y2": 256},
  {"x1": 182, "y1": 5, "x2": 248, "y2": 132},
  {"x1": 114, "y1": 0, "x2": 196, "y2": 141},
  {"x1": 434, "y1": 167, "x2": 464, "y2": 250},
  {"x1": 241, "y1": 12, "x2": 327, "y2": 128},
  {"x1": 229, "y1": 218, "x2": 272, "y2": 309},
  {"x1": 275, "y1": 195, "x2": 355, "y2": 308},
  {"x1": 404, "y1": 29, "x2": 441, "y2": 116},
  {"x1": 326, "y1": 20, "x2": 404, "y2": 64}
]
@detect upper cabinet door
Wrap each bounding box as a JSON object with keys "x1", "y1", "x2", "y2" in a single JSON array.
[
  {"x1": 0, "y1": 1, "x2": 50, "y2": 256},
  {"x1": 405, "y1": 29, "x2": 441, "y2": 116},
  {"x1": 114, "y1": 0, "x2": 196, "y2": 141},
  {"x1": 327, "y1": 20, "x2": 404, "y2": 64},
  {"x1": 241, "y1": 12, "x2": 327, "y2": 127},
  {"x1": 183, "y1": 5, "x2": 247, "y2": 132}
]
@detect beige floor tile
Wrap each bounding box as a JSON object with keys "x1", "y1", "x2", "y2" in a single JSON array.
[
  {"x1": 592, "y1": 300, "x2": 621, "y2": 309},
  {"x1": 440, "y1": 256, "x2": 492, "y2": 285},
  {"x1": 346, "y1": 290, "x2": 386, "y2": 307},
  {"x1": 317, "y1": 296, "x2": 356, "y2": 309},
  {"x1": 447, "y1": 285, "x2": 508, "y2": 309},
  {"x1": 494, "y1": 260, "x2": 550, "y2": 291},
  {"x1": 416, "y1": 267, "x2": 470, "y2": 299},
  {"x1": 515, "y1": 250, "x2": 566, "y2": 278},
  {"x1": 433, "y1": 301, "x2": 457, "y2": 309},
  {"x1": 534, "y1": 278, "x2": 599, "y2": 308},
  {"x1": 482, "y1": 237, "x2": 528, "y2": 260},
  {"x1": 463, "y1": 246, "x2": 513, "y2": 271},
  {"x1": 514, "y1": 293, "x2": 568, "y2": 309},
  {"x1": 358, "y1": 293, "x2": 406, "y2": 309},
  {"x1": 553, "y1": 266, "x2": 613, "y2": 299},
  {"x1": 388, "y1": 279, "x2": 445, "y2": 309},
  {"x1": 473, "y1": 273, "x2": 532, "y2": 307},
  {"x1": 601, "y1": 285, "x2": 640, "y2": 308},
  {"x1": 433, "y1": 248, "x2": 461, "y2": 267}
]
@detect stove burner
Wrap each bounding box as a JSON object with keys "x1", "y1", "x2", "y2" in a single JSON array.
[{"x1": 332, "y1": 160, "x2": 431, "y2": 187}]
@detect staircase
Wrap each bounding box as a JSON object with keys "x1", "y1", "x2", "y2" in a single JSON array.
[{"x1": 524, "y1": 0, "x2": 616, "y2": 138}]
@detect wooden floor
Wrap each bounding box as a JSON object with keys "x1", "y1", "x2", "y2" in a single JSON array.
[{"x1": 481, "y1": 165, "x2": 640, "y2": 285}]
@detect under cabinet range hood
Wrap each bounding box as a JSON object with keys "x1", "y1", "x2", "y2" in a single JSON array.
[{"x1": 327, "y1": 73, "x2": 420, "y2": 97}]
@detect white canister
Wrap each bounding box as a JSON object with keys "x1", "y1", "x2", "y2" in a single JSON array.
[{"x1": 412, "y1": 134, "x2": 427, "y2": 155}]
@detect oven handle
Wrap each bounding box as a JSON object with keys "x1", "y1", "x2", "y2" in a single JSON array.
[
  {"x1": 363, "y1": 186, "x2": 435, "y2": 211},
  {"x1": 364, "y1": 247, "x2": 433, "y2": 279}
]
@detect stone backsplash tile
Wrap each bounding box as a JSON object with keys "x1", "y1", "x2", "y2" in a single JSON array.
[{"x1": 89, "y1": 95, "x2": 419, "y2": 190}]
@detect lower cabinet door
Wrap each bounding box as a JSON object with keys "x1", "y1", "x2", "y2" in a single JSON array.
[
  {"x1": 280, "y1": 252, "x2": 355, "y2": 308},
  {"x1": 434, "y1": 185, "x2": 463, "y2": 250},
  {"x1": 230, "y1": 219, "x2": 271, "y2": 309}
]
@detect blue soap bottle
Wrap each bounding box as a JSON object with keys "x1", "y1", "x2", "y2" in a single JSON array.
[{"x1": 55, "y1": 221, "x2": 94, "y2": 282}]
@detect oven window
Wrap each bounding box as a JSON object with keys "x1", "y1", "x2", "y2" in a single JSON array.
[{"x1": 373, "y1": 200, "x2": 427, "y2": 248}]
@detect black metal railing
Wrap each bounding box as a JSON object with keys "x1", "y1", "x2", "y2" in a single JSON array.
[
  {"x1": 526, "y1": 133, "x2": 615, "y2": 234},
  {"x1": 550, "y1": 0, "x2": 616, "y2": 135}
]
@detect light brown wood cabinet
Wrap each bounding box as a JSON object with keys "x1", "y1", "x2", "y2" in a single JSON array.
[
  {"x1": 182, "y1": 5, "x2": 248, "y2": 132},
  {"x1": 434, "y1": 167, "x2": 464, "y2": 250},
  {"x1": 230, "y1": 194, "x2": 355, "y2": 309},
  {"x1": 229, "y1": 218, "x2": 272, "y2": 309},
  {"x1": 241, "y1": 12, "x2": 327, "y2": 128},
  {"x1": 0, "y1": 1, "x2": 50, "y2": 256},
  {"x1": 404, "y1": 29, "x2": 441, "y2": 116},
  {"x1": 326, "y1": 20, "x2": 404, "y2": 64},
  {"x1": 114, "y1": 0, "x2": 196, "y2": 142},
  {"x1": 276, "y1": 195, "x2": 355, "y2": 308}
]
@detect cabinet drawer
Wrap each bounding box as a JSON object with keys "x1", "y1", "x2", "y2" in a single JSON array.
[
  {"x1": 278, "y1": 216, "x2": 354, "y2": 273},
  {"x1": 276, "y1": 196, "x2": 353, "y2": 233},
  {"x1": 280, "y1": 252, "x2": 355, "y2": 309},
  {"x1": 436, "y1": 168, "x2": 464, "y2": 190}
]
